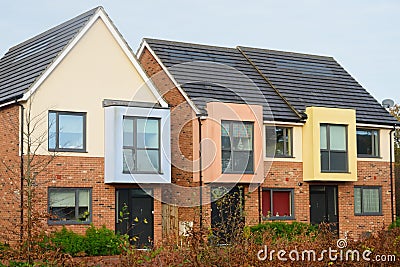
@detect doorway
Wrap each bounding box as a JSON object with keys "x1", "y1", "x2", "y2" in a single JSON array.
[
  {"x1": 116, "y1": 188, "x2": 154, "y2": 247},
  {"x1": 309, "y1": 185, "x2": 338, "y2": 233}
]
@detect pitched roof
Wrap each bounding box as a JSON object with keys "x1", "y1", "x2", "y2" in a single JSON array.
[
  {"x1": 238, "y1": 46, "x2": 397, "y2": 125},
  {"x1": 143, "y1": 39, "x2": 397, "y2": 125},
  {"x1": 0, "y1": 7, "x2": 100, "y2": 105},
  {"x1": 143, "y1": 38, "x2": 301, "y2": 122}
]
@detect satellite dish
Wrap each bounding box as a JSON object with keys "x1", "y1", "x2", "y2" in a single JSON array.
[{"x1": 382, "y1": 99, "x2": 395, "y2": 108}]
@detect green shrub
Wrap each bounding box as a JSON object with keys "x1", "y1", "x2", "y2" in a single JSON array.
[
  {"x1": 49, "y1": 225, "x2": 126, "y2": 257},
  {"x1": 248, "y1": 221, "x2": 318, "y2": 242},
  {"x1": 50, "y1": 227, "x2": 86, "y2": 256},
  {"x1": 389, "y1": 217, "x2": 400, "y2": 229},
  {"x1": 84, "y1": 225, "x2": 126, "y2": 256}
]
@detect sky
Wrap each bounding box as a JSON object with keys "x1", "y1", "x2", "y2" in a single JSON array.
[{"x1": 1, "y1": 0, "x2": 399, "y2": 104}]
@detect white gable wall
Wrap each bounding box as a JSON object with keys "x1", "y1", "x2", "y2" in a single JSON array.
[{"x1": 24, "y1": 17, "x2": 159, "y2": 157}]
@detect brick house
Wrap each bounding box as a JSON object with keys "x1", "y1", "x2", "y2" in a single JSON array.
[
  {"x1": 0, "y1": 7, "x2": 171, "y2": 247},
  {"x1": 137, "y1": 39, "x2": 398, "y2": 238}
]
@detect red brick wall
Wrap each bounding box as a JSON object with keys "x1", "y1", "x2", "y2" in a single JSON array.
[
  {"x1": 261, "y1": 160, "x2": 394, "y2": 238},
  {"x1": 139, "y1": 48, "x2": 200, "y2": 226},
  {"x1": 0, "y1": 104, "x2": 22, "y2": 244}
]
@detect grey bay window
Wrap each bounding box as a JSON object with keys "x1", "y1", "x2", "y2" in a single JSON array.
[
  {"x1": 48, "y1": 188, "x2": 91, "y2": 224},
  {"x1": 357, "y1": 129, "x2": 379, "y2": 157},
  {"x1": 354, "y1": 186, "x2": 382, "y2": 215},
  {"x1": 320, "y1": 124, "x2": 348, "y2": 172},
  {"x1": 123, "y1": 117, "x2": 160, "y2": 173},
  {"x1": 265, "y1": 126, "x2": 293, "y2": 157},
  {"x1": 48, "y1": 111, "x2": 86, "y2": 152},
  {"x1": 221, "y1": 121, "x2": 254, "y2": 173}
]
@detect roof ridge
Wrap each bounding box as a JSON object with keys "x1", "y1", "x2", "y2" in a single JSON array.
[
  {"x1": 237, "y1": 45, "x2": 334, "y2": 60},
  {"x1": 8, "y1": 6, "x2": 102, "y2": 52},
  {"x1": 144, "y1": 38, "x2": 236, "y2": 52}
]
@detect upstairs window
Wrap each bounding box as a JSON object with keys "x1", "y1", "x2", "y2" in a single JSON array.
[
  {"x1": 123, "y1": 117, "x2": 160, "y2": 173},
  {"x1": 48, "y1": 111, "x2": 86, "y2": 152},
  {"x1": 357, "y1": 129, "x2": 379, "y2": 157},
  {"x1": 265, "y1": 126, "x2": 293, "y2": 157},
  {"x1": 320, "y1": 124, "x2": 348, "y2": 172},
  {"x1": 221, "y1": 121, "x2": 254, "y2": 173}
]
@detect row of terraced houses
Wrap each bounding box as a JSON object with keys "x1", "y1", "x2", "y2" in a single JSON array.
[{"x1": 0, "y1": 7, "x2": 398, "y2": 247}]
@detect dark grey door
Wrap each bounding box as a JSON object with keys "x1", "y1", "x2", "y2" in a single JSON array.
[
  {"x1": 310, "y1": 185, "x2": 338, "y2": 233},
  {"x1": 211, "y1": 185, "x2": 244, "y2": 244},
  {"x1": 116, "y1": 188, "x2": 154, "y2": 247}
]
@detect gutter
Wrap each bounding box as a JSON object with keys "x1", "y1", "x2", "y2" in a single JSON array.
[
  {"x1": 15, "y1": 100, "x2": 24, "y2": 242},
  {"x1": 197, "y1": 115, "x2": 206, "y2": 229},
  {"x1": 390, "y1": 124, "x2": 398, "y2": 223}
]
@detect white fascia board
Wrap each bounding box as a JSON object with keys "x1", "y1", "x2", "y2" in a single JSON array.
[
  {"x1": 356, "y1": 123, "x2": 396, "y2": 129},
  {"x1": 137, "y1": 41, "x2": 201, "y2": 115},
  {"x1": 264, "y1": 120, "x2": 304, "y2": 126},
  {"x1": 22, "y1": 8, "x2": 168, "y2": 108},
  {"x1": 0, "y1": 100, "x2": 19, "y2": 109}
]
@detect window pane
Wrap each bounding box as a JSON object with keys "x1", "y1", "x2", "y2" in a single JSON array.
[
  {"x1": 49, "y1": 190, "x2": 75, "y2": 221},
  {"x1": 123, "y1": 119, "x2": 134, "y2": 147},
  {"x1": 357, "y1": 129, "x2": 372, "y2": 155},
  {"x1": 136, "y1": 150, "x2": 159, "y2": 172},
  {"x1": 123, "y1": 149, "x2": 134, "y2": 173},
  {"x1": 59, "y1": 114, "x2": 84, "y2": 149},
  {"x1": 354, "y1": 188, "x2": 362, "y2": 214},
  {"x1": 232, "y1": 122, "x2": 252, "y2": 150},
  {"x1": 222, "y1": 151, "x2": 232, "y2": 172},
  {"x1": 78, "y1": 190, "x2": 89, "y2": 207},
  {"x1": 221, "y1": 122, "x2": 230, "y2": 136},
  {"x1": 49, "y1": 190, "x2": 75, "y2": 207},
  {"x1": 48, "y1": 112, "x2": 56, "y2": 149},
  {"x1": 233, "y1": 151, "x2": 252, "y2": 173},
  {"x1": 321, "y1": 151, "x2": 329, "y2": 171},
  {"x1": 137, "y1": 119, "x2": 159, "y2": 149},
  {"x1": 275, "y1": 128, "x2": 285, "y2": 156},
  {"x1": 330, "y1": 151, "x2": 347, "y2": 171},
  {"x1": 373, "y1": 130, "x2": 379, "y2": 156},
  {"x1": 320, "y1": 125, "x2": 327, "y2": 150},
  {"x1": 286, "y1": 128, "x2": 292, "y2": 156},
  {"x1": 272, "y1": 191, "x2": 291, "y2": 217},
  {"x1": 221, "y1": 136, "x2": 231, "y2": 150},
  {"x1": 330, "y1": 125, "x2": 346, "y2": 151},
  {"x1": 262, "y1": 190, "x2": 271, "y2": 217},
  {"x1": 265, "y1": 126, "x2": 276, "y2": 157},
  {"x1": 363, "y1": 188, "x2": 380, "y2": 213}
]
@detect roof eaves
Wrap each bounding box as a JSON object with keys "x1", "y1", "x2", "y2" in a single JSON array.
[
  {"x1": 237, "y1": 46, "x2": 304, "y2": 120},
  {"x1": 138, "y1": 40, "x2": 202, "y2": 114}
]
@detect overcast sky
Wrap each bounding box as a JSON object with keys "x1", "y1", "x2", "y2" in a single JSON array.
[{"x1": 1, "y1": 0, "x2": 399, "y2": 104}]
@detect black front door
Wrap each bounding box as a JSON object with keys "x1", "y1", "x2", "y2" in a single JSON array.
[
  {"x1": 310, "y1": 185, "x2": 338, "y2": 233},
  {"x1": 116, "y1": 188, "x2": 154, "y2": 248},
  {"x1": 211, "y1": 185, "x2": 244, "y2": 244}
]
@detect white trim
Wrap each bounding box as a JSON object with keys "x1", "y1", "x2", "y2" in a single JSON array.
[
  {"x1": 21, "y1": 8, "x2": 168, "y2": 108},
  {"x1": 0, "y1": 100, "x2": 19, "y2": 109},
  {"x1": 137, "y1": 41, "x2": 201, "y2": 114},
  {"x1": 356, "y1": 123, "x2": 395, "y2": 129},
  {"x1": 264, "y1": 120, "x2": 304, "y2": 126}
]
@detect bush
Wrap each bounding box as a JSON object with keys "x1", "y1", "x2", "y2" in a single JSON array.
[
  {"x1": 50, "y1": 225, "x2": 127, "y2": 257},
  {"x1": 84, "y1": 225, "x2": 126, "y2": 256},
  {"x1": 389, "y1": 217, "x2": 400, "y2": 229},
  {"x1": 248, "y1": 221, "x2": 318, "y2": 242},
  {"x1": 50, "y1": 227, "x2": 86, "y2": 256}
]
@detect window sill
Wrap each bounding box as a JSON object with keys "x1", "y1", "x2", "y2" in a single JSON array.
[
  {"x1": 357, "y1": 155, "x2": 382, "y2": 159},
  {"x1": 48, "y1": 220, "x2": 92, "y2": 225},
  {"x1": 222, "y1": 171, "x2": 254, "y2": 175},
  {"x1": 123, "y1": 171, "x2": 163, "y2": 175},
  {"x1": 262, "y1": 217, "x2": 295, "y2": 221},
  {"x1": 321, "y1": 170, "x2": 350, "y2": 174},
  {"x1": 354, "y1": 213, "x2": 383, "y2": 216},
  {"x1": 49, "y1": 149, "x2": 88, "y2": 153}
]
